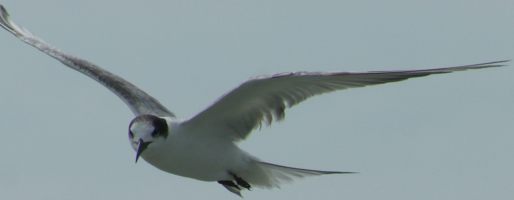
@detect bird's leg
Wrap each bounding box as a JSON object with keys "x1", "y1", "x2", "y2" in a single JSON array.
[
  {"x1": 218, "y1": 180, "x2": 242, "y2": 197},
  {"x1": 229, "y1": 172, "x2": 252, "y2": 190}
]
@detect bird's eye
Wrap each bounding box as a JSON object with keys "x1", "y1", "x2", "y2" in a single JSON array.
[
  {"x1": 151, "y1": 117, "x2": 169, "y2": 138},
  {"x1": 151, "y1": 130, "x2": 158, "y2": 137}
]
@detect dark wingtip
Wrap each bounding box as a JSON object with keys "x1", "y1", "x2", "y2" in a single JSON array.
[
  {"x1": 0, "y1": 4, "x2": 6, "y2": 14},
  {"x1": 0, "y1": 4, "x2": 10, "y2": 27},
  {"x1": 333, "y1": 171, "x2": 359, "y2": 174},
  {"x1": 0, "y1": 4, "x2": 21, "y2": 36},
  {"x1": 316, "y1": 170, "x2": 359, "y2": 175},
  {"x1": 474, "y1": 60, "x2": 510, "y2": 68}
]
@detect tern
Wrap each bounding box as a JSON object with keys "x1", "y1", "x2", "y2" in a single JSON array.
[{"x1": 0, "y1": 5, "x2": 508, "y2": 196}]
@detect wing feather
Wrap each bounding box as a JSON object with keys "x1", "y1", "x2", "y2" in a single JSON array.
[
  {"x1": 183, "y1": 61, "x2": 508, "y2": 141},
  {"x1": 0, "y1": 5, "x2": 173, "y2": 117}
]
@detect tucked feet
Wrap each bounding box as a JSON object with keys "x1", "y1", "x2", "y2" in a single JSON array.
[
  {"x1": 218, "y1": 172, "x2": 252, "y2": 197},
  {"x1": 230, "y1": 172, "x2": 251, "y2": 190}
]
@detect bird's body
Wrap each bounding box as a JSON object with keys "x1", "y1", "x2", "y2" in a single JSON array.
[
  {"x1": 133, "y1": 118, "x2": 339, "y2": 191},
  {"x1": 141, "y1": 121, "x2": 248, "y2": 182},
  {"x1": 0, "y1": 4, "x2": 508, "y2": 196}
]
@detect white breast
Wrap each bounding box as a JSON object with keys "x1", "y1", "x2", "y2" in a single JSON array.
[{"x1": 139, "y1": 123, "x2": 253, "y2": 182}]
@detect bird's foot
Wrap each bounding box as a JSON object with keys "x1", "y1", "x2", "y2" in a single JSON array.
[
  {"x1": 230, "y1": 172, "x2": 251, "y2": 190},
  {"x1": 218, "y1": 172, "x2": 252, "y2": 196},
  {"x1": 218, "y1": 180, "x2": 242, "y2": 197}
]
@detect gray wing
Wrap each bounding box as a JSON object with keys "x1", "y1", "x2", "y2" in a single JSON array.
[
  {"x1": 183, "y1": 61, "x2": 507, "y2": 141},
  {"x1": 0, "y1": 5, "x2": 173, "y2": 117}
]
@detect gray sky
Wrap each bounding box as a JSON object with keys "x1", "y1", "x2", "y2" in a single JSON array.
[{"x1": 1, "y1": 0, "x2": 513, "y2": 199}]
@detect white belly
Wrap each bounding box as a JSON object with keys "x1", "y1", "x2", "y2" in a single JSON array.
[{"x1": 139, "y1": 131, "x2": 252, "y2": 182}]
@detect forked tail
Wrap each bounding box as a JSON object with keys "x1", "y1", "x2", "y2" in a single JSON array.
[
  {"x1": 244, "y1": 161, "x2": 356, "y2": 188},
  {"x1": 219, "y1": 161, "x2": 356, "y2": 196}
]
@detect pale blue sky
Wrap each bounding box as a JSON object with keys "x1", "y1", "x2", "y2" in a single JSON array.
[{"x1": 0, "y1": 0, "x2": 513, "y2": 199}]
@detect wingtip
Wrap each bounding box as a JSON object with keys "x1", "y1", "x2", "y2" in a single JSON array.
[
  {"x1": 475, "y1": 60, "x2": 511, "y2": 70},
  {"x1": 434, "y1": 59, "x2": 510, "y2": 73},
  {"x1": 0, "y1": 4, "x2": 9, "y2": 24},
  {"x1": 0, "y1": 4, "x2": 15, "y2": 34},
  {"x1": 478, "y1": 59, "x2": 510, "y2": 67},
  {"x1": 319, "y1": 170, "x2": 358, "y2": 175},
  {"x1": 497, "y1": 59, "x2": 511, "y2": 66},
  {"x1": 335, "y1": 171, "x2": 359, "y2": 174},
  {"x1": 0, "y1": 4, "x2": 34, "y2": 38},
  {"x1": 0, "y1": 4, "x2": 6, "y2": 13}
]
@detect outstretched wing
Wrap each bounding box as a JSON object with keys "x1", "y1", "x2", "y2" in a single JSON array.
[
  {"x1": 183, "y1": 61, "x2": 507, "y2": 141},
  {"x1": 0, "y1": 5, "x2": 173, "y2": 117}
]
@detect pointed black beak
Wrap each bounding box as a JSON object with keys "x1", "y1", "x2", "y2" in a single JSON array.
[{"x1": 135, "y1": 139, "x2": 151, "y2": 163}]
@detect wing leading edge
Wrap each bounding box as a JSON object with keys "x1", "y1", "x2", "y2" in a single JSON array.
[
  {"x1": 183, "y1": 61, "x2": 508, "y2": 141},
  {"x1": 0, "y1": 5, "x2": 174, "y2": 117}
]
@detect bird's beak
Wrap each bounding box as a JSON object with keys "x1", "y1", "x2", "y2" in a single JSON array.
[{"x1": 135, "y1": 139, "x2": 151, "y2": 163}]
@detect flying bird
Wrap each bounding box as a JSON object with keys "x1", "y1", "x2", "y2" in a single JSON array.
[{"x1": 0, "y1": 4, "x2": 508, "y2": 196}]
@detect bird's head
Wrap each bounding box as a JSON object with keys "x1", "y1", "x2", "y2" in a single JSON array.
[{"x1": 128, "y1": 114, "x2": 169, "y2": 163}]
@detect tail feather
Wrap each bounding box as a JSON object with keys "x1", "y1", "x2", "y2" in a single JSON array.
[{"x1": 241, "y1": 161, "x2": 356, "y2": 188}]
